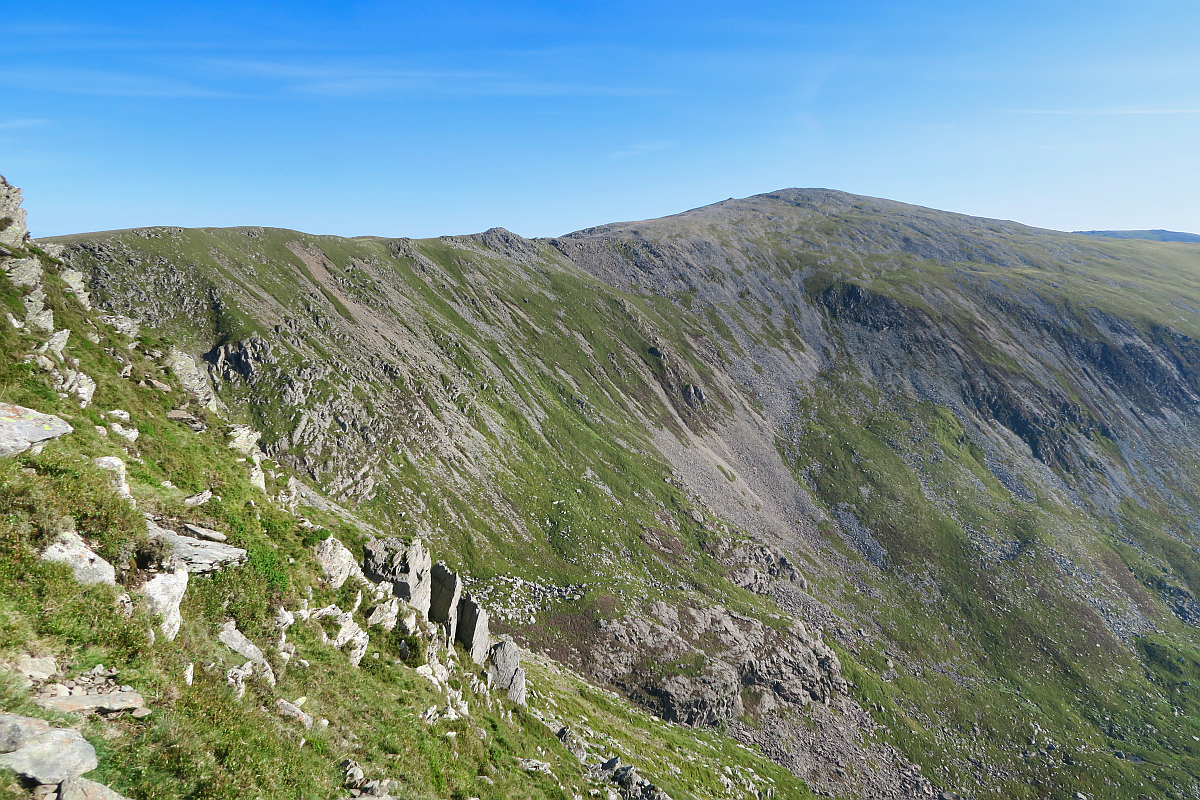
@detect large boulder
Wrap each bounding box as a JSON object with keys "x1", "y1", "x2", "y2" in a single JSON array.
[
  {"x1": 0, "y1": 403, "x2": 72, "y2": 458},
  {"x1": 429, "y1": 563, "x2": 462, "y2": 642},
  {"x1": 488, "y1": 640, "x2": 527, "y2": 706},
  {"x1": 40, "y1": 531, "x2": 116, "y2": 586},
  {"x1": 0, "y1": 727, "x2": 97, "y2": 784},
  {"x1": 456, "y1": 593, "x2": 491, "y2": 665},
  {"x1": 363, "y1": 537, "x2": 431, "y2": 618},
  {"x1": 139, "y1": 566, "x2": 189, "y2": 641}
]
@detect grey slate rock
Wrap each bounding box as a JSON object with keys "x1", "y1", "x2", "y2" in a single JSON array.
[
  {"x1": 363, "y1": 537, "x2": 431, "y2": 617},
  {"x1": 37, "y1": 691, "x2": 145, "y2": 715},
  {"x1": 0, "y1": 713, "x2": 50, "y2": 753},
  {"x1": 0, "y1": 728, "x2": 97, "y2": 784},
  {"x1": 276, "y1": 698, "x2": 313, "y2": 730},
  {"x1": 138, "y1": 565, "x2": 188, "y2": 640},
  {"x1": 456, "y1": 592, "x2": 491, "y2": 665},
  {"x1": 0, "y1": 403, "x2": 72, "y2": 458},
  {"x1": 313, "y1": 535, "x2": 365, "y2": 589},
  {"x1": 429, "y1": 563, "x2": 462, "y2": 642},
  {"x1": 218, "y1": 620, "x2": 276, "y2": 686},
  {"x1": 148, "y1": 519, "x2": 246, "y2": 573},
  {"x1": 488, "y1": 640, "x2": 527, "y2": 705},
  {"x1": 40, "y1": 531, "x2": 116, "y2": 586},
  {"x1": 59, "y1": 777, "x2": 133, "y2": 800}
]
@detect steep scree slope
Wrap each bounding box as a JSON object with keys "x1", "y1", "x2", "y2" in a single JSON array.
[{"x1": 41, "y1": 187, "x2": 1200, "y2": 799}]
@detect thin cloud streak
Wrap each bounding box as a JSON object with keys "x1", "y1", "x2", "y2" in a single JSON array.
[
  {"x1": 0, "y1": 68, "x2": 230, "y2": 97},
  {"x1": 1002, "y1": 108, "x2": 1200, "y2": 115}
]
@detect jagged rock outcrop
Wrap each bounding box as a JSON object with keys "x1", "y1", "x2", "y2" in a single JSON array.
[
  {"x1": 139, "y1": 566, "x2": 189, "y2": 641},
  {"x1": 147, "y1": 519, "x2": 247, "y2": 573},
  {"x1": 429, "y1": 563, "x2": 462, "y2": 642},
  {"x1": 363, "y1": 537, "x2": 432, "y2": 618}
]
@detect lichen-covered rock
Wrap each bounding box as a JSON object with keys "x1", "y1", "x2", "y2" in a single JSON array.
[
  {"x1": 488, "y1": 640, "x2": 527, "y2": 706},
  {"x1": 0, "y1": 713, "x2": 50, "y2": 753},
  {"x1": 0, "y1": 403, "x2": 72, "y2": 458}
]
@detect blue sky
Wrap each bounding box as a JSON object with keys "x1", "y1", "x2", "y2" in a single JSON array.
[{"x1": 3, "y1": 1, "x2": 1199, "y2": 238}]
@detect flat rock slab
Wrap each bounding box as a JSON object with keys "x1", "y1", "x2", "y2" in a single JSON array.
[
  {"x1": 37, "y1": 691, "x2": 145, "y2": 715},
  {"x1": 182, "y1": 523, "x2": 226, "y2": 542},
  {"x1": 0, "y1": 727, "x2": 97, "y2": 784},
  {"x1": 60, "y1": 777, "x2": 133, "y2": 800},
  {"x1": 0, "y1": 403, "x2": 72, "y2": 458},
  {"x1": 148, "y1": 519, "x2": 246, "y2": 573},
  {"x1": 0, "y1": 713, "x2": 50, "y2": 753}
]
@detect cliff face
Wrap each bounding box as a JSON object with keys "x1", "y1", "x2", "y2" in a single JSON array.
[{"x1": 41, "y1": 187, "x2": 1200, "y2": 799}]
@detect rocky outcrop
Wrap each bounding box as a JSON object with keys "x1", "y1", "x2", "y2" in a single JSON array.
[
  {"x1": 363, "y1": 537, "x2": 431, "y2": 618},
  {"x1": 147, "y1": 518, "x2": 247, "y2": 573},
  {"x1": 0, "y1": 403, "x2": 72, "y2": 457},
  {"x1": 313, "y1": 535, "x2": 366, "y2": 589},
  {"x1": 429, "y1": 563, "x2": 463, "y2": 642},
  {"x1": 593, "y1": 603, "x2": 845, "y2": 726},
  {"x1": 456, "y1": 592, "x2": 491, "y2": 666}
]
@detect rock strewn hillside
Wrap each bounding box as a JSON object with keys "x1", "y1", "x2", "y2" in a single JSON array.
[{"x1": 33, "y1": 184, "x2": 1200, "y2": 799}]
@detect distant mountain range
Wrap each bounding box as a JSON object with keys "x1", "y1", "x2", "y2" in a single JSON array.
[{"x1": 1075, "y1": 228, "x2": 1200, "y2": 242}]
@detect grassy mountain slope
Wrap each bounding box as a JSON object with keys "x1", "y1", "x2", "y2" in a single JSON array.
[
  {"x1": 31, "y1": 187, "x2": 1200, "y2": 799},
  {"x1": 0, "y1": 178, "x2": 814, "y2": 800}
]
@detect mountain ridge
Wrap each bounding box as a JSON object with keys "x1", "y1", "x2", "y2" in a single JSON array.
[{"x1": 6, "y1": 176, "x2": 1200, "y2": 799}]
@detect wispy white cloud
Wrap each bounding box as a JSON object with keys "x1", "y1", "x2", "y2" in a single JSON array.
[
  {"x1": 1001, "y1": 108, "x2": 1200, "y2": 115},
  {"x1": 0, "y1": 118, "x2": 49, "y2": 130},
  {"x1": 0, "y1": 68, "x2": 228, "y2": 97},
  {"x1": 611, "y1": 141, "x2": 675, "y2": 158},
  {"x1": 201, "y1": 58, "x2": 664, "y2": 98}
]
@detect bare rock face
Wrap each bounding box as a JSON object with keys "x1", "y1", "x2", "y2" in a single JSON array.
[
  {"x1": 139, "y1": 566, "x2": 189, "y2": 641},
  {"x1": 40, "y1": 530, "x2": 116, "y2": 587},
  {"x1": 429, "y1": 563, "x2": 462, "y2": 642},
  {"x1": 592, "y1": 602, "x2": 845, "y2": 727},
  {"x1": 456, "y1": 592, "x2": 491, "y2": 665},
  {"x1": 0, "y1": 403, "x2": 73, "y2": 458},
  {"x1": 0, "y1": 175, "x2": 31, "y2": 249},
  {"x1": 366, "y1": 597, "x2": 400, "y2": 631},
  {"x1": 363, "y1": 537, "x2": 431, "y2": 618}
]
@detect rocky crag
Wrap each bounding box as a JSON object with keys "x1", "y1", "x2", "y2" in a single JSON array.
[{"x1": 6, "y1": 173, "x2": 1200, "y2": 799}]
